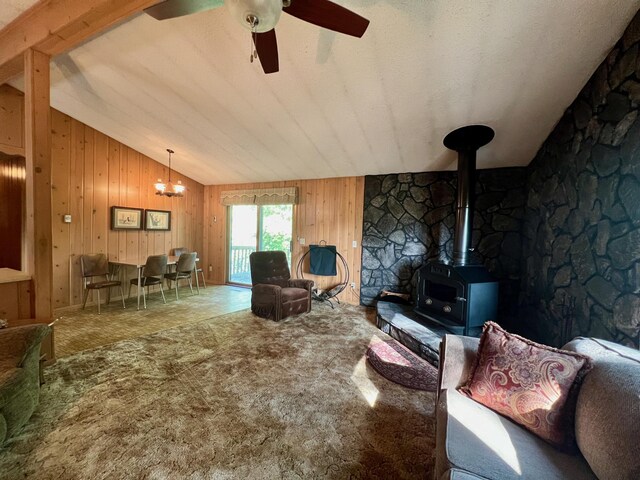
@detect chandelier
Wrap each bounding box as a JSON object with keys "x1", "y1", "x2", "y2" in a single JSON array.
[{"x1": 154, "y1": 148, "x2": 185, "y2": 197}]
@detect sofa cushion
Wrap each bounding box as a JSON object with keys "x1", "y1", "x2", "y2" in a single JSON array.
[
  {"x1": 440, "y1": 468, "x2": 488, "y2": 480},
  {"x1": 563, "y1": 336, "x2": 640, "y2": 363},
  {"x1": 436, "y1": 389, "x2": 597, "y2": 480},
  {"x1": 459, "y1": 322, "x2": 591, "y2": 450},
  {"x1": 440, "y1": 468, "x2": 490, "y2": 479},
  {"x1": 281, "y1": 287, "x2": 308, "y2": 303},
  {"x1": 563, "y1": 337, "x2": 640, "y2": 480}
]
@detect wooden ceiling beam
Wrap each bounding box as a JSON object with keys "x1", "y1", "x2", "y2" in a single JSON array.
[{"x1": 0, "y1": 0, "x2": 158, "y2": 84}]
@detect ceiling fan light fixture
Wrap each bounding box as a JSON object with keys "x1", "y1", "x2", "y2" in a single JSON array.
[
  {"x1": 224, "y1": 0, "x2": 282, "y2": 32},
  {"x1": 146, "y1": 0, "x2": 369, "y2": 74}
]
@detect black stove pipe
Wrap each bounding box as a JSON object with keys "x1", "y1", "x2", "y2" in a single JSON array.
[
  {"x1": 453, "y1": 149, "x2": 475, "y2": 266},
  {"x1": 443, "y1": 125, "x2": 495, "y2": 266}
]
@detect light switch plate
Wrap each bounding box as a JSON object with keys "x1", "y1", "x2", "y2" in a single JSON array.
[{"x1": 352, "y1": 240, "x2": 357, "y2": 248}]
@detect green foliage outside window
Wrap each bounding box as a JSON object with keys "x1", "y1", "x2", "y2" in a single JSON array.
[{"x1": 260, "y1": 204, "x2": 293, "y2": 264}]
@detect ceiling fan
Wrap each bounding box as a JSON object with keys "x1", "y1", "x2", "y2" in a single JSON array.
[{"x1": 144, "y1": 0, "x2": 370, "y2": 74}]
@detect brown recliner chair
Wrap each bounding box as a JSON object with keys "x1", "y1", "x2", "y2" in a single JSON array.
[{"x1": 249, "y1": 251, "x2": 314, "y2": 321}]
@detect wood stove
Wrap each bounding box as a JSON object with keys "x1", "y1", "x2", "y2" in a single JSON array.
[
  {"x1": 415, "y1": 125, "x2": 499, "y2": 336},
  {"x1": 415, "y1": 263, "x2": 498, "y2": 336}
]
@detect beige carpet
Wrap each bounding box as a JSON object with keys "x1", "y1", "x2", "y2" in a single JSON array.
[
  {"x1": 53, "y1": 285, "x2": 252, "y2": 357},
  {"x1": 1, "y1": 303, "x2": 436, "y2": 479}
]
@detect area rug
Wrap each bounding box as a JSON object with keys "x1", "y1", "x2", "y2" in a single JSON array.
[
  {"x1": 366, "y1": 339, "x2": 438, "y2": 391},
  {"x1": 0, "y1": 303, "x2": 436, "y2": 479}
]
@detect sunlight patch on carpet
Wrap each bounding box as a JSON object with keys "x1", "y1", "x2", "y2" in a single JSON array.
[{"x1": 350, "y1": 354, "x2": 379, "y2": 407}]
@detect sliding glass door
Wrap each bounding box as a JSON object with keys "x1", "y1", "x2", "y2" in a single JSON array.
[
  {"x1": 228, "y1": 204, "x2": 293, "y2": 285},
  {"x1": 228, "y1": 205, "x2": 257, "y2": 284}
]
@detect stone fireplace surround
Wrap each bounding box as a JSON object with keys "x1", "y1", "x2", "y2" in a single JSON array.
[
  {"x1": 361, "y1": 12, "x2": 640, "y2": 350},
  {"x1": 360, "y1": 168, "x2": 526, "y2": 326},
  {"x1": 519, "y1": 13, "x2": 640, "y2": 349}
]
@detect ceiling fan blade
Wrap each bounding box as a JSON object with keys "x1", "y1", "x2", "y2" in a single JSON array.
[
  {"x1": 144, "y1": 0, "x2": 224, "y2": 20},
  {"x1": 283, "y1": 0, "x2": 369, "y2": 38},
  {"x1": 253, "y1": 29, "x2": 279, "y2": 74}
]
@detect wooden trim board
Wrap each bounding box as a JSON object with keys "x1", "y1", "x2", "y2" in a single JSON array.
[{"x1": 0, "y1": 0, "x2": 158, "y2": 84}]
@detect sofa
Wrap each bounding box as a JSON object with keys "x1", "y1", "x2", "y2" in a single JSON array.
[
  {"x1": 435, "y1": 334, "x2": 640, "y2": 480},
  {"x1": 0, "y1": 324, "x2": 51, "y2": 444}
]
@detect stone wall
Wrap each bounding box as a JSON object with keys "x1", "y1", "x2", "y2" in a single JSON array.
[
  {"x1": 520, "y1": 14, "x2": 640, "y2": 348},
  {"x1": 360, "y1": 168, "x2": 527, "y2": 325}
]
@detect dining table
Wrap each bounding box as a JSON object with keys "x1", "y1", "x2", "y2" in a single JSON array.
[{"x1": 109, "y1": 255, "x2": 199, "y2": 310}]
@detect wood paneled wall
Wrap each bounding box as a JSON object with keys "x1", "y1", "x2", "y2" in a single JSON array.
[
  {"x1": 0, "y1": 85, "x2": 205, "y2": 311},
  {"x1": 0, "y1": 280, "x2": 32, "y2": 320},
  {"x1": 2, "y1": 83, "x2": 365, "y2": 310},
  {"x1": 51, "y1": 110, "x2": 205, "y2": 309},
  {"x1": 202, "y1": 178, "x2": 365, "y2": 305}
]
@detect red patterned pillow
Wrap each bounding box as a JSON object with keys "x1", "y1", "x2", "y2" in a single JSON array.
[{"x1": 459, "y1": 322, "x2": 592, "y2": 450}]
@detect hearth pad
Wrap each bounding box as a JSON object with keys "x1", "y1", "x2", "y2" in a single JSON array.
[{"x1": 366, "y1": 339, "x2": 438, "y2": 391}]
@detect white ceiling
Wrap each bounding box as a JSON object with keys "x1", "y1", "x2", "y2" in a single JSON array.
[
  {"x1": 6, "y1": 1, "x2": 640, "y2": 185},
  {"x1": 0, "y1": 0, "x2": 40, "y2": 29}
]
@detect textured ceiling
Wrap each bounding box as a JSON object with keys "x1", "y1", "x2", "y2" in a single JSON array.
[
  {"x1": 0, "y1": 0, "x2": 40, "y2": 29},
  {"x1": 7, "y1": 1, "x2": 640, "y2": 185}
]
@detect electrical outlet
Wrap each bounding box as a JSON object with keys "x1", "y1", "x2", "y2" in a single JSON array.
[
  {"x1": 208, "y1": 265, "x2": 212, "y2": 272},
  {"x1": 299, "y1": 237, "x2": 306, "y2": 245},
  {"x1": 350, "y1": 282, "x2": 356, "y2": 289}
]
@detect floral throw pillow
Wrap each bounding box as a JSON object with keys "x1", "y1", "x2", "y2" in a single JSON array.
[{"x1": 459, "y1": 322, "x2": 592, "y2": 450}]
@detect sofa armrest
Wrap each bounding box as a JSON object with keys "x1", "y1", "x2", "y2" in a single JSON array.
[
  {"x1": 0, "y1": 367, "x2": 25, "y2": 408},
  {"x1": 0, "y1": 324, "x2": 51, "y2": 368},
  {"x1": 288, "y1": 279, "x2": 314, "y2": 291},
  {"x1": 437, "y1": 335, "x2": 480, "y2": 398},
  {"x1": 252, "y1": 284, "x2": 283, "y2": 320}
]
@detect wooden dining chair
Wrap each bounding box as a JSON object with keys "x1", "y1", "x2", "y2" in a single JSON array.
[
  {"x1": 164, "y1": 252, "x2": 197, "y2": 300},
  {"x1": 80, "y1": 254, "x2": 126, "y2": 314},
  {"x1": 128, "y1": 254, "x2": 168, "y2": 308}
]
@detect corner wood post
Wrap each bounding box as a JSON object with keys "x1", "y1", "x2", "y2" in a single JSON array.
[{"x1": 24, "y1": 48, "x2": 55, "y2": 361}]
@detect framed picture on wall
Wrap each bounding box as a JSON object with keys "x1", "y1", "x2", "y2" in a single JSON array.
[
  {"x1": 145, "y1": 209, "x2": 171, "y2": 231},
  {"x1": 111, "y1": 206, "x2": 143, "y2": 230}
]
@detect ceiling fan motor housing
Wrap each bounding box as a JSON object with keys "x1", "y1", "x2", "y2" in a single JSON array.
[{"x1": 224, "y1": 0, "x2": 283, "y2": 32}]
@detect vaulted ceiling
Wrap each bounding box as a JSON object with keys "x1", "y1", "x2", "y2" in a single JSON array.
[{"x1": 3, "y1": 1, "x2": 640, "y2": 185}]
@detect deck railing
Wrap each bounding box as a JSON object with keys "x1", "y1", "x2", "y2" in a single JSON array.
[{"x1": 229, "y1": 246, "x2": 255, "y2": 283}]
